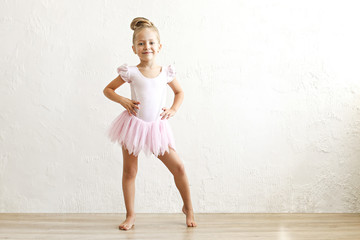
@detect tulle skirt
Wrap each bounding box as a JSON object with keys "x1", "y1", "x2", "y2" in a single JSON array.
[{"x1": 107, "y1": 110, "x2": 176, "y2": 157}]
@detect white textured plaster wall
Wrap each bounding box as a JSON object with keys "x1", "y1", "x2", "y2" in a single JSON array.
[{"x1": 1, "y1": 0, "x2": 360, "y2": 213}]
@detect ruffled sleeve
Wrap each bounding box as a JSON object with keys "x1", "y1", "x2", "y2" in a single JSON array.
[
  {"x1": 117, "y1": 63, "x2": 131, "y2": 83},
  {"x1": 166, "y1": 64, "x2": 176, "y2": 83}
]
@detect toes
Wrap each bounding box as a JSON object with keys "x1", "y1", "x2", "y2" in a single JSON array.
[
  {"x1": 119, "y1": 219, "x2": 135, "y2": 230},
  {"x1": 187, "y1": 221, "x2": 197, "y2": 227},
  {"x1": 120, "y1": 224, "x2": 129, "y2": 230},
  {"x1": 119, "y1": 224, "x2": 128, "y2": 230},
  {"x1": 120, "y1": 224, "x2": 134, "y2": 230}
]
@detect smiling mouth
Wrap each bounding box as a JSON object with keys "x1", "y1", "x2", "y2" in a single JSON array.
[{"x1": 143, "y1": 52, "x2": 153, "y2": 54}]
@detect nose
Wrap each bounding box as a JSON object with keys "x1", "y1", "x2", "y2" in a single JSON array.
[{"x1": 144, "y1": 42, "x2": 151, "y2": 49}]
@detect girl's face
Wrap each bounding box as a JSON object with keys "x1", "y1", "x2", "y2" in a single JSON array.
[{"x1": 132, "y1": 28, "x2": 162, "y2": 62}]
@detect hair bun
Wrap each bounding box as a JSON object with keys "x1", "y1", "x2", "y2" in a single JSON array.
[{"x1": 130, "y1": 17, "x2": 154, "y2": 31}]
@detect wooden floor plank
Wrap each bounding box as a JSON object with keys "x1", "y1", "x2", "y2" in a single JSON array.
[{"x1": 0, "y1": 213, "x2": 359, "y2": 240}]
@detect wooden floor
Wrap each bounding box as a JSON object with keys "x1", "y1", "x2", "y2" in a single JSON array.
[{"x1": 1, "y1": 213, "x2": 360, "y2": 240}]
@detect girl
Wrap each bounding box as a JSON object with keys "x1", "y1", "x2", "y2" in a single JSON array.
[{"x1": 103, "y1": 17, "x2": 197, "y2": 230}]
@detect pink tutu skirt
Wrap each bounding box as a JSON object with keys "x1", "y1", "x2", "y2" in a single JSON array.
[{"x1": 107, "y1": 110, "x2": 176, "y2": 157}]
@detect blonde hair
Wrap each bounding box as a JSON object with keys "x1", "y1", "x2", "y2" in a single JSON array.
[{"x1": 130, "y1": 17, "x2": 160, "y2": 45}]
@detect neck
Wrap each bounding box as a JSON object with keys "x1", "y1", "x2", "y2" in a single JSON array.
[{"x1": 137, "y1": 59, "x2": 158, "y2": 69}]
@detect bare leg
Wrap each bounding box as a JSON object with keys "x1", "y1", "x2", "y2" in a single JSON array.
[
  {"x1": 157, "y1": 147, "x2": 197, "y2": 227},
  {"x1": 119, "y1": 146, "x2": 138, "y2": 230}
]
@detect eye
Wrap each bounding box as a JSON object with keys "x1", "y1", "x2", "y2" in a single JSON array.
[
  {"x1": 138, "y1": 43, "x2": 143, "y2": 45},
  {"x1": 150, "y1": 42, "x2": 155, "y2": 44}
]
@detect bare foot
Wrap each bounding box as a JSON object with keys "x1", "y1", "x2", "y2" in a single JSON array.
[
  {"x1": 182, "y1": 205, "x2": 197, "y2": 227},
  {"x1": 119, "y1": 215, "x2": 136, "y2": 230}
]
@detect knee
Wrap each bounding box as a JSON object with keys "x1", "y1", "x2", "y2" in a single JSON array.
[
  {"x1": 173, "y1": 163, "x2": 186, "y2": 176},
  {"x1": 123, "y1": 167, "x2": 137, "y2": 179}
]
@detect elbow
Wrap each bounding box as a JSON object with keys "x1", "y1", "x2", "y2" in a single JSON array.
[
  {"x1": 175, "y1": 90, "x2": 184, "y2": 96},
  {"x1": 103, "y1": 87, "x2": 110, "y2": 96}
]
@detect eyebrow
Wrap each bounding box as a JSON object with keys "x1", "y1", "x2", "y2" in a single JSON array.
[{"x1": 137, "y1": 39, "x2": 156, "y2": 42}]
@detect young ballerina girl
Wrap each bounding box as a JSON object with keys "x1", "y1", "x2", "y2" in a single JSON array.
[{"x1": 103, "y1": 17, "x2": 197, "y2": 230}]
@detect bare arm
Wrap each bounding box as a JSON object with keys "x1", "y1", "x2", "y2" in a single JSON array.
[
  {"x1": 103, "y1": 75, "x2": 140, "y2": 116},
  {"x1": 103, "y1": 75, "x2": 126, "y2": 104},
  {"x1": 167, "y1": 77, "x2": 184, "y2": 112}
]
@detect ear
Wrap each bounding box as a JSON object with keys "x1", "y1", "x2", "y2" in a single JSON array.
[
  {"x1": 132, "y1": 45, "x2": 136, "y2": 54},
  {"x1": 158, "y1": 43, "x2": 162, "y2": 52}
]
